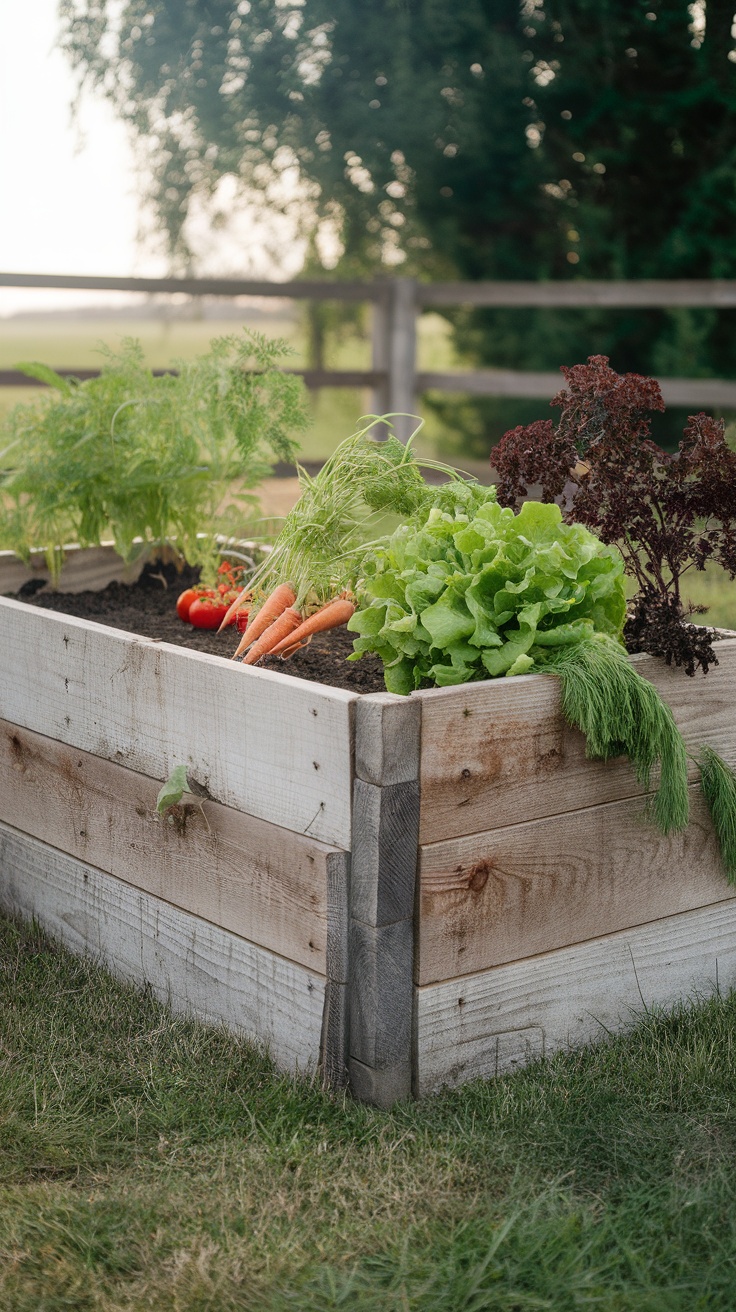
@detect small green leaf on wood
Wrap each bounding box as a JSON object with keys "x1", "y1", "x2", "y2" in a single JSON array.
[{"x1": 156, "y1": 764, "x2": 190, "y2": 814}]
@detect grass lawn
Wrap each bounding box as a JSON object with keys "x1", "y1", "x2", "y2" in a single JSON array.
[{"x1": 2, "y1": 911, "x2": 736, "y2": 1310}]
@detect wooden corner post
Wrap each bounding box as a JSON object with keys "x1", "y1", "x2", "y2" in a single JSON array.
[{"x1": 349, "y1": 692, "x2": 421, "y2": 1107}]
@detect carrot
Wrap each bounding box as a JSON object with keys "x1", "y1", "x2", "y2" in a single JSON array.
[
  {"x1": 268, "y1": 596, "x2": 356, "y2": 657},
  {"x1": 230, "y1": 582, "x2": 296, "y2": 659},
  {"x1": 217, "y1": 588, "x2": 253, "y2": 633},
  {"x1": 242, "y1": 606, "x2": 303, "y2": 665},
  {"x1": 278, "y1": 635, "x2": 313, "y2": 660}
]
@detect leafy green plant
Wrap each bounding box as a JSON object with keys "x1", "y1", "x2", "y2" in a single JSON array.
[
  {"x1": 0, "y1": 330, "x2": 309, "y2": 583},
  {"x1": 348, "y1": 493, "x2": 627, "y2": 693}
]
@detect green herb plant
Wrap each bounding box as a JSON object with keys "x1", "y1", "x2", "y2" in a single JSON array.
[
  {"x1": 0, "y1": 330, "x2": 309, "y2": 583},
  {"x1": 243, "y1": 416, "x2": 463, "y2": 607}
]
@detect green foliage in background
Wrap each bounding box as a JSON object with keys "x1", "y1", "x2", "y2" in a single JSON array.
[
  {"x1": 59, "y1": 1, "x2": 736, "y2": 450},
  {"x1": 0, "y1": 330, "x2": 309, "y2": 581}
]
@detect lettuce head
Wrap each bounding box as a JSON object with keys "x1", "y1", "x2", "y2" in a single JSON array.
[{"x1": 347, "y1": 485, "x2": 627, "y2": 694}]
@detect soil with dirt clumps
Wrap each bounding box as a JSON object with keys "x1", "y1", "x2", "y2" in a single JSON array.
[{"x1": 10, "y1": 559, "x2": 387, "y2": 694}]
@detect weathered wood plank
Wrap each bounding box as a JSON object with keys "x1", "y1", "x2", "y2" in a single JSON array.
[
  {"x1": 417, "y1": 370, "x2": 736, "y2": 407},
  {"x1": 0, "y1": 544, "x2": 146, "y2": 596},
  {"x1": 320, "y1": 981, "x2": 349, "y2": 1088},
  {"x1": 417, "y1": 279, "x2": 736, "y2": 309},
  {"x1": 417, "y1": 784, "x2": 735, "y2": 985},
  {"x1": 351, "y1": 779, "x2": 420, "y2": 927},
  {"x1": 354, "y1": 693, "x2": 421, "y2": 787},
  {"x1": 0, "y1": 597, "x2": 357, "y2": 845},
  {"x1": 326, "y1": 851, "x2": 350, "y2": 985},
  {"x1": 417, "y1": 638, "x2": 736, "y2": 844},
  {"x1": 415, "y1": 897, "x2": 736, "y2": 1095},
  {"x1": 348, "y1": 919, "x2": 414, "y2": 1105},
  {"x1": 0, "y1": 270, "x2": 381, "y2": 301},
  {"x1": 0, "y1": 718, "x2": 340, "y2": 972},
  {"x1": 0, "y1": 823, "x2": 326, "y2": 1074},
  {"x1": 348, "y1": 698, "x2": 422, "y2": 1107}
]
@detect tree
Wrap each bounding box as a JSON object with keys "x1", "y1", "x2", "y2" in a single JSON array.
[{"x1": 60, "y1": 1, "x2": 736, "y2": 448}]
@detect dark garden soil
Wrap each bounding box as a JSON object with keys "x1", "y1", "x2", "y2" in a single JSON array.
[{"x1": 9, "y1": 559, "x2": 387, "y2": 694}]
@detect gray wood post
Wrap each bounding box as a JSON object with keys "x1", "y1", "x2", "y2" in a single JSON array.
[
  {"x1": 348, "y1": 692, "x2": 421, "y2": 1107},
  {"x1": 320, "y1": 849, "x2": 351, "y2": 1088},
  {"x1": 371, "y1": 278, "x2": 418, "y2": 443},
  {"x1": 370, "y1": 284, "x2": 391, "y2": 423}
]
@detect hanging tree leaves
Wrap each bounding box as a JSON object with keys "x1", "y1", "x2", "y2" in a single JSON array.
[{"x1": 58, "y1": 2, "x2": 736, "y2": 446}]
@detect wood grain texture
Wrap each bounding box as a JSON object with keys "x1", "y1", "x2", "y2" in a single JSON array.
[
  {"x1": 349, "y1": 1056, "x2": 412, "y2": 1109},
  {"x1": 351, "y1": 779, "x2": 420, "y2": 927},
  {"x1": 320, "y1": 981, "x2": 349, "y2": 1088},
  {"x1": 415, "y1": 897, "x2": 736, "y2": 1095},
  {"x1": 0, "y1": 718, "x2": 339, "y2": 972},
  {"x1": 354, "y1": 693, "x2": 422, "y2": 787},
  {"x1": 0, "y1": 596, "x2": 357, "y2": 846},
  {"x1": 417, "y1": 638, "x2": 736, "y2": 844},
  {"x1": 326, "y1": 851, "x2": 350, "y2": 985},
  {"x1": 0, "y1": 823, "x2": 326, "y2": 1074},
  {"x1": 417, "y1": 784, "x2": 735, "y2": 985},
  {"x1": 349, "y1": 918, "x2": 413, "y2": 1089}
]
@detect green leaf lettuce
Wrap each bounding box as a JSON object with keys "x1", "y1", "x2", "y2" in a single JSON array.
[{"x1": 348, "y1": 489, "x2": 627, "y2": 693}]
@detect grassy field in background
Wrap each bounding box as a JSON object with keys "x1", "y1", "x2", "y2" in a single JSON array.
[
  {"x1": 2, "y1": 910, "x2": 736, "y2": 1310},
  {"x1": 676, "y1": 563, "x2": 736, "y2": 629},
  {"x1": 0, "y1": 311, "x2": 460, "y2": 463}
]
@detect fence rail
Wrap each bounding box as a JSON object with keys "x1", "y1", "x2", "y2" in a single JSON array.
[{"x1": 3, "y1": 272, "x2": 736, "y2": 439}]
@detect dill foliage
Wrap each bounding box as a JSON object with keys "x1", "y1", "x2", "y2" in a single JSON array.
[
  {"x1": 539, "y1": 635, "x2": 690, "y2": 835},
  {"x1": 493, "y1": 355, "x2": 736, "y2": 675},
  {"x1": 698, "y1": 746, "x2": 736, "y2": 884},
  {"x1": 0, "y1": 331, "x2": 309, "y2": 582},
  {"x1": 246, "y1": 418, "x2": 460, "y2": 606}
]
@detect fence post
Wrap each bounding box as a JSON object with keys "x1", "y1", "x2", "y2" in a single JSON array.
[
  {"x1": 371, "y1": 278, "x2": 418, "y2": 442},
  {"x1": 370, "y1": 284, "x2": 391, "y2": 423}
]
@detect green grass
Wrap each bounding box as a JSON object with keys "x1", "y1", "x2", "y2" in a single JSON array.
[
  {"x1": 2, "y1": 912, "x2": 736, "y2": 1309},
  {"x1": 679, "y1": 564, "x2": 736, "y2": 630}
]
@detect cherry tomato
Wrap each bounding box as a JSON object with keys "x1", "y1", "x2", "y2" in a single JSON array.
[
  {"x1": 188, "y1": 596, "x2": 230, "y2": 630},
  {"x1": 176, "y1": 585, "x2": 216, "y2": 621},
  {"x1": 235, "y1": 608, "x2": 250, "y2": 634},
  {"x1": 176, "y1": 588, "x2": 200, "y2": 622}
]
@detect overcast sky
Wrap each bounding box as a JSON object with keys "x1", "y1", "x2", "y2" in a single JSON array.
[{"x1": 0, "y1": 0, "x2": 162, "y2": 313}]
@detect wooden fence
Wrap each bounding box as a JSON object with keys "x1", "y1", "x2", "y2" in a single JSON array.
[{"x1": 3, "y1": 271, "x2": 736, "y2": 441}]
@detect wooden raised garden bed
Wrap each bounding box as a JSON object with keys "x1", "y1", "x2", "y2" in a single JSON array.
[{"x1": 2, "y1": 548, "x2": 736, "y2": 1107}]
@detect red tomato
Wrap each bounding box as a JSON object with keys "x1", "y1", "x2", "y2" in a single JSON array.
[
  {"x1": 176, "y1": 588, "x2": 200, "y2": 622},
  {"x1": 176, "y1": 585, "x2": 216, "y2": 621},
  {"x1": 188, "y1": 596, "x2": 230, "y2": 630}
]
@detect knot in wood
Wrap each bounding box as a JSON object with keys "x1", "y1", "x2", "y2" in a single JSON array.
[{"x1": 467, "y1": 860, "x2": 491, "y2": 893}]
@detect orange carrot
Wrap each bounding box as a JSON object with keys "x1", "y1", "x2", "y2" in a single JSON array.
[
  {"x1": 242, "y1": 606, "x2": 303, "y2": 665},
  {"x1": 269, "y1": 596, "x2": 356, "y2": 657},
  {"x1": 230, "y1": 582, "x2": 296, "y2": 659},
  {"x1": 217, "y1": 588, "x2": 253, "y2": 633},
  {"x1": 278, "y1": 635, "x2": 313, "y2": 660}
]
